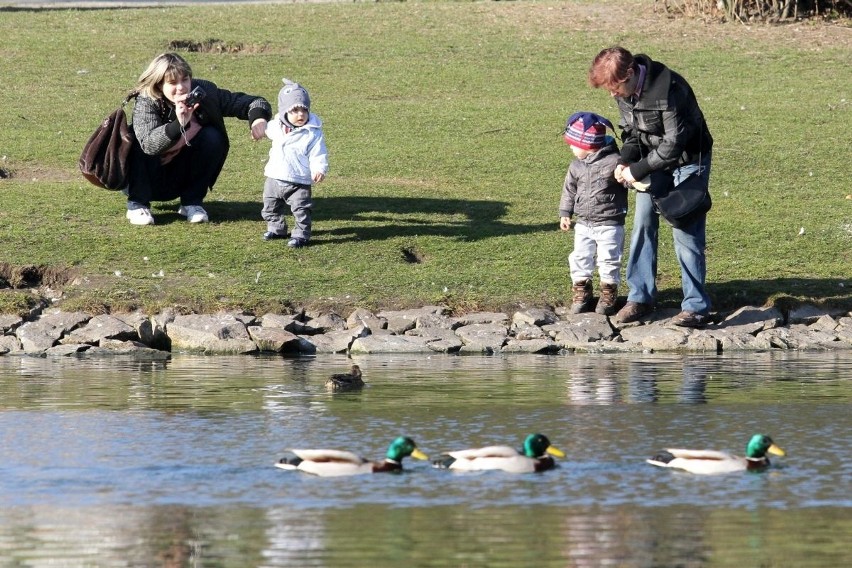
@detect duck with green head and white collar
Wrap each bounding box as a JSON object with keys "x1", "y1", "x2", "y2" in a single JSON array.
[
  {"x1": 433, "y1": 433, "x2": 566, "y2": 473},
  {"x1": 275, "y1": 436, "x2": 428, "y2": 477},
  {"x1": 646, "y1": 434, "x2": 786, "y2": 474}
]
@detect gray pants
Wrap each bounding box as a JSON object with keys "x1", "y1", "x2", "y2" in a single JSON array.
[{"x1": 262, "y1": 178, "x2": 313, "y2": 240}]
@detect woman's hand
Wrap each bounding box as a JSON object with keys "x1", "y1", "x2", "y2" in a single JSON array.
[
  {"x1": 250, "y1": 118, "x2": 268, "y2": 141},
  {"x1": 174, "y1": 97, "x2": 197, "y2": 127}
]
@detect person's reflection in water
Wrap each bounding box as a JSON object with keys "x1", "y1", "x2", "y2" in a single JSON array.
[
  {"x1": 679, "y1": 360, "x2": 708, "y2": 404},
  {"x1": 568, "y1": 360, "x2": 621, "y2": 405},
  {"x1": 627, "y1": 360, "x2": 659, "y2": 403}
]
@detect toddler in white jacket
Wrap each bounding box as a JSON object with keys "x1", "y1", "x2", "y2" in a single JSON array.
[{"x1": 261, "y1": 78, "x2": 328, "y2": 247}]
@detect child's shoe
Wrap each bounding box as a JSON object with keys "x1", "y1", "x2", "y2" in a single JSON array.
[
  {"x1": 569, "y1": 279, "x2": 593, "y2": 314},
  {"x1": 287, "y1": 237, "x2": 308, "y2": 248},
  {"x1": 263, "y1": 231, "x2": 286, "y2": 241},
  {"x1": 595, "y1": 283, "x2": 618, "y2": 315}
]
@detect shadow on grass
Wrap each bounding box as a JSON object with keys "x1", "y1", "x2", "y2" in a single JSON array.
[
  {"x1": 655, "y1": 278, "x2": 852, "y2": 313},
  {"x1": 206, "y1": 196, "x2": 554, "y2": 242}
]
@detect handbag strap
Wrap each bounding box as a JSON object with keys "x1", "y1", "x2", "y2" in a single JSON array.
[{"x1": 122, "y1": 91, "x2": 139, "y2": 108}]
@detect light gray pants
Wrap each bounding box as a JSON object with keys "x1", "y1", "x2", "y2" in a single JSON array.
[
  {"x1": 568, "y1": 222, "x2": 625, "y2": 285},
  {"x1": 262, "y1": 178, "x2": 313, "y2": 240}
]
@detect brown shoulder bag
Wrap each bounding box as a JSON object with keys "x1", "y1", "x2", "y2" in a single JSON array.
[{"x1": 79, "y1": 91, "x2": 139, "y2": 190}]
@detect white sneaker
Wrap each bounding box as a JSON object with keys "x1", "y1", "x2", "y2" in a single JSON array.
[
  {"x1": 126, "y1": 207, "x2": 155, "y2": 225},
  {"x1": 178, "y1": 205, "x2": 209, "y2": 223}
]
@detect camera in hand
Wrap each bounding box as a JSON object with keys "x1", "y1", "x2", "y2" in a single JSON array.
[{"x1": 184, "y1": 86, "x2": 206, "y2": 107}]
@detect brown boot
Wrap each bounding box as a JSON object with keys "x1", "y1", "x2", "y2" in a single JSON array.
[
  {"x1": 570, "y1": 279, "x2": 593, "y2": 314},
  {"x1": 614, "y1": 301, "x2": 654, "y2": 324},
  {"x1": 595, "y1": 282, "x2": 618, "y2": 315}
]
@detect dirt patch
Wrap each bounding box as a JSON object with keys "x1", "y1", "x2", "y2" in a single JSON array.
[
  {"x1": 510, "y1": 1, "x2": 850, "y2": 50},
  {"x1": 0, "y1": 164, "x2": 79, "y2": 183},
  {"x1": 168, "y1": 38, "x2": 269, "y2": 54},
  {"x1": 0, "y1": 263, "x2": 77, "y2": 289}
]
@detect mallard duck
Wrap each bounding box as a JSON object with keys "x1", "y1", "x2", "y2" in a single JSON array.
[
  {"x1": 275, "y1": 436, "x2": 428, "y2": 477},
  {"x1": 326, "y1": 365, "x2": 364, "y2": 391},
  {"x1": 433, "y1": 433, "x2": 566, "y2": 473},
  {"x1": 646, "y1": 434, "x2": 786, "y2": 474}
]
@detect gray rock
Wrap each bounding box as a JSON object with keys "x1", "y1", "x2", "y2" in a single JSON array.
[
  {"x1": 513, "y1": 323, "x2": 547, "y2": 341},
  {"x1": 346, "y1": 308, "x2": 388, "y2": 332},
  {"x1": 15, "y1": 310, "x2": 90, "y2": 353},
  {"x1": 0, "y1": 335, "x2": 22, "y2": 353},
  {"x1": 720, "y1": 306, "x2": 783, "y2": 333},
  {"x1": 808, "y1": 315, "x2": 838, "y2": 333},
  {"x1": 230, "y1": 312, "x2": 258, "y2": 326},
  {"x1": 350, "y1": 334, "x2": 436, "y2": 354},
  {"x1": 452, "y1": 312, "x2": 509, "y2": 326},
  {"x1": 114, "y1": 312, "x2": 157, "y2": 346},
  {"x1": 543, "y1": 314, "x2": 613, "y2": 348},
  {"x1": 619, "y1": 325, "x2": 690, "y2": 351},
  {"x1": 247, "y1": 326, "x2": 301, "y2": 353},
  {"x1": 61, "y1": 314, "x2": 138, "y2": 345},
  {"x1": 752, "y1": 325, "x2": 839, "y2": 350},
  {"x1": 835, "y1": 317, "x2": 852, "y2": 345},
  {"x1": 703, "y1": 328, "x2": 759, "y2": 351},
  {"x1": 261, "y1": 312, "x2": 299, "y2": 328},
  {"x1": 377, "y1": 307, "x2": 446, "y2": 334},
  {"x1": 684, "y1": 332, "x2": 721, "y2": 352},
  {"x1": 512, "y1": 308, "x2": 557, "y2": 327},
  {"x1": 261, "y1": 313, "x2": 308, "y2": 334},
  {"x1": 305, "y1": 312, "x2": 347, "y2": 334},
  {"x1": 406, "y1": 327, "x2": 463, "y2": 353},
  {"x1": 45, "y1": 343, "x2": 92, "y2": 356},
  {"x1": 297, "y1": 326, "x2": 370, "y2": 354},
  {"x1": 84, "y1": 338, "x2": 171, "y2": 359},
  {"x1": 455, "y1": 322, "x2": 508, "y2": 353},
  {"x1": 0, "y1": 314, "x2": 23, "y2": 334},
  {"x1": 167, "y1": 314, "x2": 257, "y2": 354},
  {"x1": 415, "y1": 313, "x2": 459, "y2": 330}
]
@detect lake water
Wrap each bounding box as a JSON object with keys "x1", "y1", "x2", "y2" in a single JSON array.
[{"x1": 1, "y1": 351, "x2": 850, "y2": 566}]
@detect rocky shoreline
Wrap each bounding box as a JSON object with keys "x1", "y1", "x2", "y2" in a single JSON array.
[{"x1": 1, "y1": 303, "x2": 851, "y2": 358}]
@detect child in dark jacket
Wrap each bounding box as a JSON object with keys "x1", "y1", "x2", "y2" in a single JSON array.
[{"x1": 559, "y1": 112, "x2": 628, "y2": 315}]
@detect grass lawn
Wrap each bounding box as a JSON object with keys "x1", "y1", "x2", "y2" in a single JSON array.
[{"x1": 0, "y1": 0, "x2": 849, "y2": 316}]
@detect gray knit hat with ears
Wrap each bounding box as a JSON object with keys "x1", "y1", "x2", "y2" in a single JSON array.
[{"x1": 277, "y1": 78, "x2": 311, "y2": 115}]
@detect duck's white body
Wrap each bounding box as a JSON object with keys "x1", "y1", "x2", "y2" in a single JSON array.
[
  {"x1": 441, "y1": 444, "x2": 561, "y2": 473},
  {"x1": 647, "y1": 449, "x2": 747, "y2": 474},
  {"x1": 275, "y1": 437, "x2": 428, "y2": 477},
  {"x1": 275, "y1": 449, "x2": 378, "y2": 477},
  {"x1": 648, "y1": 435, "x2": 785, "y2": 475},
  {"x1": 444, "y1": 445, "x2": 540, "y2": 473}
]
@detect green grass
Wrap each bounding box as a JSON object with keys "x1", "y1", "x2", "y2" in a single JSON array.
[{"x1": 0, "y1": 1, "x2": 849, "y2": 316}]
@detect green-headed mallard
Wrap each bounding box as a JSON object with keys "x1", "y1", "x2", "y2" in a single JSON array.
[
  {"x1": 433, "y1": 433, "x2": 566, "y2": 473},
  {"x1": 646, "y1": 434, "x2": 786, "y2": 474},
  {"x1": 275, "y1": 436, "x2": 428, "y2": 477},
  {"x1": 325, "y1": 365, "x2": 364, "y2": 391}
]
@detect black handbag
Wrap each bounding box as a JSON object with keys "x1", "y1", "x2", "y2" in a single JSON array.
[
  {"x1": 646, "y1": 171, "x2": 712, "y2": 228},
  {"x1": 79, "y1": 91, "x2": 138, "y2": 190}
]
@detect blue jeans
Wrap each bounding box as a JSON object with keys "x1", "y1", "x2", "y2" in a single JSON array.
[{"x1": 625, "y1": 155, "x2": 712, "y2": 314}]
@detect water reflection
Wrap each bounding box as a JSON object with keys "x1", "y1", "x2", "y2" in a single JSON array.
[
  {"x1": 0, "y1": 351, "x2": 850, "y2": 565},
  {"x1": 566, "y1": 357, "x2": 709, "y2": 405}
]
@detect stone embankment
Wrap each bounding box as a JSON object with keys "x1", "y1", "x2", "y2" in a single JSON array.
[{"x1": 1, "y1": 303, "x2": 851, "y2": 358}]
